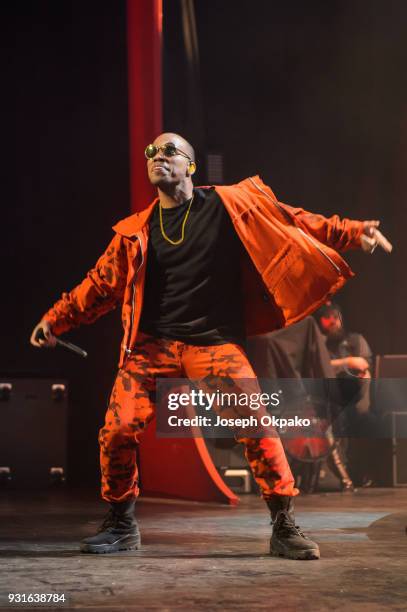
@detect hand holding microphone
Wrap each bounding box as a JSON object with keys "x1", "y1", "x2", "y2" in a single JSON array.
[{"x1": 30, "y1": 320, "x2": 87, "y2": 358}]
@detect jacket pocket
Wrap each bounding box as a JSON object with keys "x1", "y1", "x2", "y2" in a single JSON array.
[{"x1": 261, "y1": 240, "x2": 302, "y2": 292}]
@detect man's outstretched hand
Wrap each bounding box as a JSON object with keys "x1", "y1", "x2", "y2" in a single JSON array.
[
  {"x1": 30, "y1": 320, "x2": 57, "y2": 348},
  {"x1": 363, "y1": 220, "x2": 380, "y2": 236},
  {"x1": 361, "y1": 220, "x2": 393, "y2": 253}
]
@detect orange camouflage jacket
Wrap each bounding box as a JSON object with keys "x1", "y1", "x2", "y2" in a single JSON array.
[{"x1": 43, "y1": 176, "x2": 364, "y2": 367}]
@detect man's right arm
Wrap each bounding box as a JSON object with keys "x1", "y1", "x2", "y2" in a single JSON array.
[
  {"x1": 331, "y1": 356, "x2": 370, "y2": 376},
  {"x1": 30, "y1": 232, "x2": 128, "y2": 347}
]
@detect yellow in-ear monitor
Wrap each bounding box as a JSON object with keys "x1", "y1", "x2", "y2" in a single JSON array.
[{"x1": 189, "y1": 161, "x2": 196, "y2": 175}]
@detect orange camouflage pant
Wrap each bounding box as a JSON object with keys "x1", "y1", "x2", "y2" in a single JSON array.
[{"x1": 99, "y1": 333, "x2": 298, "y2": 503}]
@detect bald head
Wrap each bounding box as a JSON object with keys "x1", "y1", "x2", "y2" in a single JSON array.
[{"x1": 153, "y1": 132, "x2": 195, "y2": 161}]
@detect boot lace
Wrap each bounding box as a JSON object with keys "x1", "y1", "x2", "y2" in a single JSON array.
[
  {"x1": 97, "y1": 509, "x2": 116, "y2": 533},
  {"x1": 274, "y1": 511, "x2": 308, "y2": 539}
]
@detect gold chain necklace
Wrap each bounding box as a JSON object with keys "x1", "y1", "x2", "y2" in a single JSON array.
[{"x1": 159, "y1": 194, "x2": 194, "y2": 246}]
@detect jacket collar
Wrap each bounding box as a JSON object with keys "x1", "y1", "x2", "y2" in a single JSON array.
[
  {"x1": 112, "y1": 198, "x2": 158, "y2": 237},
  {"x1": 112, "y1": 178, "x2": 273, "y2": 237},
  {"x1": 112, "y1": 186, "x2": 211, "y2": 237}
]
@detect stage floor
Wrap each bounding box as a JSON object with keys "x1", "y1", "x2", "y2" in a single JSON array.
[{"x1": 1, "y1": 488, "x2": 407, "y2": 611}]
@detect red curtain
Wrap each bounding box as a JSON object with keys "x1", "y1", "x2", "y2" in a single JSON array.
[{"x1": 127, "y1": 0, "x2": 163, "y2": 213}]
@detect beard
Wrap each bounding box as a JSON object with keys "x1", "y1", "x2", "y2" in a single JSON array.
[{"x1": 326, "y1": 327, "x2": 346, "y2": 352}]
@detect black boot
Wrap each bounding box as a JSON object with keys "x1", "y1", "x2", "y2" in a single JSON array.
[
  {"x1": 267, "y1": 496, "x2": 320, "y2": 560},
  {"x1": 80, "y1": 499, "x2": 141, "y2": 554}
]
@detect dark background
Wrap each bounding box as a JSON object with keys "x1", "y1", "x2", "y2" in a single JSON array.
[{"x1": 4, "y1": 0, "x2": 407, "y2": 485}]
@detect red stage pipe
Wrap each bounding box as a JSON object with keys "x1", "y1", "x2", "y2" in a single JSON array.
[{"x1": 127, "y1": 0, "x2": 163, "y2": 213}]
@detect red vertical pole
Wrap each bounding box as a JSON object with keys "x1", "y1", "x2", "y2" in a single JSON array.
[{"x1": 127, "y1": 0, "x2": 163, "y2": 213}]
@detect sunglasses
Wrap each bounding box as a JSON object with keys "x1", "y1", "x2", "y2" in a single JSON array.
[
  {"x1": 320, "y1": 313, "x2": 341, "y2": 326},
  {"x1": 144, "y1": 142, "x2": 191, "y2": 161}
]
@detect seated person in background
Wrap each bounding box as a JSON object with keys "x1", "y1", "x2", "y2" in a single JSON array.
[
  {"x1": 315, "y1": 301, "x2": 377, "y2": 486},
  {"x1": 317, "y1": 301, "x2": 372, "y2": 380},
  {"x1": 246, "y1": 316, "x2": 355, "y2": 491}
]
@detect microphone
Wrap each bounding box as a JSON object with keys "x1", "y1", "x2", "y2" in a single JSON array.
[{"x1": 35, "y1": 329, "x2": 88, "y2": 359}]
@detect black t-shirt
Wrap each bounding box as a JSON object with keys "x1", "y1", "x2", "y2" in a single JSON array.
[
  {"x1": 138, "y1": 187, "x2": 245, "y2": 345},
  {"x1": 326, "y1": 331, "x2": 373, "y2": 372}
]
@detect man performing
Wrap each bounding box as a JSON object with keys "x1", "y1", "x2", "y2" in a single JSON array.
[{"x1": 31, "y1": 132, "x2": 383, "y2": 560}]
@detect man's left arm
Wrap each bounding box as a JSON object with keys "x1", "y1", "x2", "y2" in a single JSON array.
[
  {"x1": 279, "y1": 201, "x2": 379, "y2": 252},
  {"x1": 351, "y1": 333, "x2": 374, "y2": 373}
]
